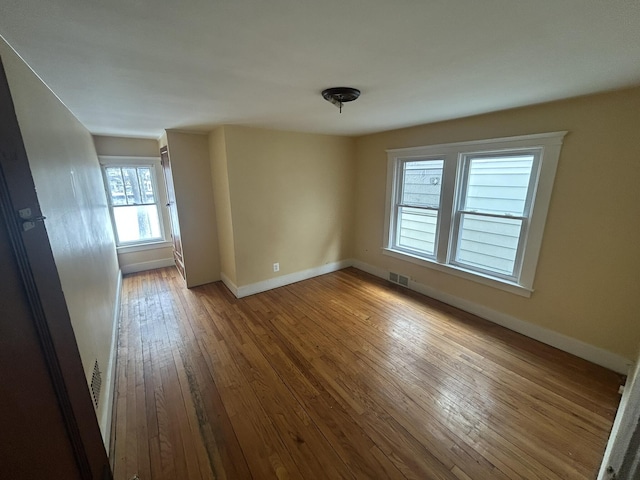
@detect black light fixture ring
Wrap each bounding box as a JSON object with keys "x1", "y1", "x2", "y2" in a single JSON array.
[{"x1": 322, "y1": 87, "x2": 361, "y2": 113}]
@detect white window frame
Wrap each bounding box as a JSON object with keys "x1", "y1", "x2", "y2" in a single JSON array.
[
  {"x1": 391, "y1": 156, "x2": 445, "y2": 260},
  {"x1": 99, "y1": 156, "x2": 172, "y2": 252},
  {"x1": 383, "y1": 132, "x2": 567, "y2": 297}
]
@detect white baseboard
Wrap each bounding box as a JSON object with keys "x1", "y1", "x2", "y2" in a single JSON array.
[
  {"x1": 120, "y1": 257, "x2": 175, "y2": 274},
  {"x1": 218, "y1": 257, "x2": 629, "y2": 373},
  {"x1": 351, "y1": 259, "x2": 631, "y2": 374},
  {"x1": 100, "y1": 268, "x2": 122, "y2": 450},
  {"x1": 220, "y1": 271, "x2": 239, "y2": 297},
  {"x1": 229, "y1": 259, "x2": 352, "y2": 299}
]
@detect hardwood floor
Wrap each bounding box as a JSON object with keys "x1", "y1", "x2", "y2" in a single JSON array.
[{"x1": 111, "y1": 267, "x2": 622, "y2": 479}]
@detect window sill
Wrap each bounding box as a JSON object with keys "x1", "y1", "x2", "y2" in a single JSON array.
[
  {"x1": 382, "y1": 248, "x2": 533, "y2": 298},
  {"x1": 116, "y1": 241, "x2": 173, "y2": 254}
]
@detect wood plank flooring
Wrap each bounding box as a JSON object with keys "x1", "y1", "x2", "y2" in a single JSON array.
[{"x1": 111, "y1": 267, "x2": 622, "y2": 479}]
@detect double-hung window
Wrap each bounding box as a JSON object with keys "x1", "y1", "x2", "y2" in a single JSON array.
[
  {"x1": 384, "y1": 132, "x2": 566, "y2": 296},
  {"x1": 393, "y1": 158, "x2": 444, "y2": 258},
  {"x1": 100, "y1": 157, "x2": 169, "y2": 248}
]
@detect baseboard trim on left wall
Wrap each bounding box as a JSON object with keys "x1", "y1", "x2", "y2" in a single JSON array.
[
  {"x1": 100, "y1": 269, "x2": 121, "y2": 451},
  {"x1": 120, "y1": 257, "x2": 175, "y2": 275}
]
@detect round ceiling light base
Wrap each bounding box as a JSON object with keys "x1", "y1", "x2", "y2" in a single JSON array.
[{"x1": 322, "y1": 87, "x2": 361, "y2": 113}]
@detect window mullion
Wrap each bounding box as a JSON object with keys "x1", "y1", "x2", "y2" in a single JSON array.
[
  {"x1": 448, "y1": 154, "x2": 470, "y2": 267},
  {"x1": 436, "y1": 153, "x2": 457, "y2": 264},
  {"x1": 136, "y1": 168, "x2": 145, "y2": 205}
]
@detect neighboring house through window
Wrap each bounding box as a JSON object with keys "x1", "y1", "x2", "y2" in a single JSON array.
[
  {"x1": 100, "y1": 156, "x2": 170, "y2": 249},
  {"x1": 384, "y1": 132, "x2": 566, "y2": 296}
]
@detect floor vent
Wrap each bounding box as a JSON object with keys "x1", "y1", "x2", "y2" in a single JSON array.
[
  {"x1": 389, "y1": 272, "x2": 409, "y2": 287},
  {"x1": 90, "y1": 360, "x2": 102, "y2": 410}
]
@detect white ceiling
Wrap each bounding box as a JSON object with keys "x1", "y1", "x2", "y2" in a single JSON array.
[{"x1": 1, "y1": 0, "x2": 640, "y2": 138}]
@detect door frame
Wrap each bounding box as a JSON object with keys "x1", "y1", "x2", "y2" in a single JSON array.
[
  {"x1": 160, "y1": 145, "x2": 185, "y2": 280},
  {"x1": 599, "y1": 359, "x2": 640, "y2": 479},
  {"x1": 0, "y1": 57, "x2": 112, "y2": 479}
]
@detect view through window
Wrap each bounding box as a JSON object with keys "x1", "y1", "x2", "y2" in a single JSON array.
[
  {"x1": 104, "y1": 165, "x2": 163, "y2": 245},
  {"x1": 385, "y1": 132, "x2": 566, "y2": 292}
]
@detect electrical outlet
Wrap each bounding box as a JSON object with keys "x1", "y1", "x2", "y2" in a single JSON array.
[{"x1": 273, "y1": 262, "x2": 279, "y2": 272}]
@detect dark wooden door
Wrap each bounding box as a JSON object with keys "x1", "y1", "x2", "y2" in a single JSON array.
[
  {"x1": 0, "y1": 58, "x2": 111, "y2": 479},
  {"x1": 160, "y1": 146, "x2": 185, "y2": 280}
]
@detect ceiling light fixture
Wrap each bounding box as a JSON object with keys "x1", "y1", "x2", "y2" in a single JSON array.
[{"x1": 322, "y1": 87, "x2": 360, "y2": 113}]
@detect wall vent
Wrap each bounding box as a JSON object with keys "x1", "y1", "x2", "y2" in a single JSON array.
[
  {"x1": 389, "y1": 272, "x2": 410, "y2": 287},
  {"x1": 90, "y1": 360, "x2": 102, "y2": 410}
]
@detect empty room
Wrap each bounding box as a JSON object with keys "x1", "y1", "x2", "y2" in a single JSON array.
[{"x1": 1, "y1": 1, "x2": 639, "y2": 479}]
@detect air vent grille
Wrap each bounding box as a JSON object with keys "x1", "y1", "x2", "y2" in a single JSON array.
[
  {"x1": 389, "y1": 272, "x2": 410, "y2": 287},
  {"x1": 90, "y1": 360, "x2": 102, "y2": 410}
]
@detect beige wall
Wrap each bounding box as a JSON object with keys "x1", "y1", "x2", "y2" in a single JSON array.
[
  {"x1": 93, "y1": 134, "x2": 159, "y2": 157},
  {"x1": 1, "y1": 39, "x2": 120, "y2": 438},
  {"x1": 93, "y1": 134, "x2": 173, "y2": 273},
  {"x1": 354, "y1": 86, "x2": 640, "y2": 361},
  {"x1": 165, "y1": 130, "x2": 220, "y2": 287},
  {"x1": 222, "y1": 126, "x2": 355, "y2": 286},
  {"x1": 208, "y1": 126, "x2": 237, "y2": 284},
  {"x1": 116, "y1": 245, "x2": 174, "y2": 272}
]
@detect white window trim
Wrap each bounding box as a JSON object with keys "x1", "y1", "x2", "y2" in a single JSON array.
[
  {"x1": 449, "y1": 147, "x2": 542, "y2": 283},
  {"x1": 99, "y1": 156, "x2": 171, "y2": 248},
  {"x1": 116, "y1": 241, "x2": 173, "y2": 254},
  {"x1": 383, "y1": 132, "x2": 567, "y2": 296}
]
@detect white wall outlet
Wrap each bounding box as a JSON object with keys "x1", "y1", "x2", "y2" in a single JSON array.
[{"x1": 273, "y1": 262, "x2": 279, "y2": 272}]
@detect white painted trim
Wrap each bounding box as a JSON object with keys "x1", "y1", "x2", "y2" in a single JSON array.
[
  {"x1": 120, "y1": 257, "x2": 175, "y2": 274},
  {"x1": 234, "y1": 260, "x2": 352, "y2": 298},
  {"x1": 100, "y1": 269, "x2": 122, "y2": 450},
  {"x1": 598, "y1": 360, "x2": 640, "y2": 478},
  {"x1": 98, "y1": 155, "x2": 161, "y2": 165},
  {"x1": 221, "y1": 256, "x2": 630, "y2": 372},
  {"x1": 385, "y1": 131, "x2": 568, "y2": 155},
  {"x1": 116, "y1": 240, "x2": 172, "y2": 254},
  {"x1": 597, "y1": 359, "x2": 640, "y2": 480},
  {"x1": 384, "y1": 131, "x2": 567, "y2": 292},
  {"x1": 220, "y1": 271, "x2": 239, "y2": 297},
  {"x1": 98, "y1": 155, "x2": 172, "y2": 247},
  {"x1": 351, "y1": 259, "x2": 631, "y2": 374}
]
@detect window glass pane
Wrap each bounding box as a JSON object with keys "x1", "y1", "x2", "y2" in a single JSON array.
[
  {"x1": 113, "y1": 205, "x2": 161, "y2": 243},
  {"x1": 137, "y1": 167, "x2": 156, "y2": 204},
  {"x1": 455, "y1": 213, "x2": 521, "y2": 276},
  {"x1": 105, "y1": 167, "x2": 127, "y2": 206},
  {"x1": 463, "y1": 155, "x2": 534, "y2": 216},
  {"x1": 401, "y1": 160, "x2": 444, "y2": 208},
  {"x1": 121, "y1": 167, "x2": 142, "y2": 205},
  {"x1": 396, "y1": 206, "x2": 438, "y2": 256}
]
